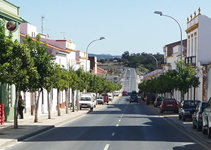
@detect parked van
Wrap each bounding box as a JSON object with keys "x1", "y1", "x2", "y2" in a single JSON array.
[
  {"x1": 114, "y1": 91, "x2": 119, "y2": 96},
  {"x1": 79, "y1": 93, "x2": 96, "y2": 110},
  {"x1": 102, "y1": 93, "x2": 109, "y2": 103}
]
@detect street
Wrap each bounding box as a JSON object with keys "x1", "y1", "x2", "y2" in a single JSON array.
[{"x1": 4, "y1": 68, "x2": 208, "y2": 150}]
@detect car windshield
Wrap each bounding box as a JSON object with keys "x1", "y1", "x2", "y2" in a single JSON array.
[
  {"x1": 157, "y1": 97, "x2": 162, "y2": 101},
  {"x1": 131, "y1": 95, "x2": 137, "y2": 98},
  {"x1": 164, "y1": 99, "x2": 176, "y2": 103},
  {"x1": 183, "y1": 101, "x2": 199, "y2": 108},
  {"x1": 97, "y1": 97, "x2": 103, "y2": 99},
  {"x1": 80, "y1": 97, "x2": 91, "y2": 101}
]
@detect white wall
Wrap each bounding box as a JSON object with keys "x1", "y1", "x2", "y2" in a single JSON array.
[{"x1": 198, "y1": 15, "x2": 211, "y2": 65}]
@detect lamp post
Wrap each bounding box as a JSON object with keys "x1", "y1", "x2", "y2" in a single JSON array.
[
  {"x1": 154, "y1": 11, "x2": 183, "y2": 60},
  {"x1": 85, "y1": 37, "x2": 106, "y2": 72},
  {"x1": 149, "y1": 55, "x2": 158, "y2": 78}
]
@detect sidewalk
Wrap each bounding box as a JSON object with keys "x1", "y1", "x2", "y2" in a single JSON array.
[
  {"x1": 0, "y1": 96, "x2": 118, "y2": 149},
  {"x1": 146, "y1": 102, "x2": 211, "y2": 148}
]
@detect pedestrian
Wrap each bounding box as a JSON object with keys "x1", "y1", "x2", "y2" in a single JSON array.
[{"x1": 18, "y1": 95, "x2": 25, "y2": 119}]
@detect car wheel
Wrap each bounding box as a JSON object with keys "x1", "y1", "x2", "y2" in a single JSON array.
[
  {"x1": 202, "y1": 125, "x2": 207, "y2": 134},
  {"x1": 80, "y1": 107, "x2": 82, "y2": 110},
  {"x1": 192, "y1": 122, "x2": 196, "y2": 129},
  {"x1": 196, "y1": 122, "x2": 202, "y2": 131},
  {"x1": 90, "y1": 107, "x2": 93, "y2": 111},
  {"x1": 182, "y1": 115, "x2": 186, "y2": 121},
  {"x1": 179, "y1": 114, "x2": 181, "y2": 120}
]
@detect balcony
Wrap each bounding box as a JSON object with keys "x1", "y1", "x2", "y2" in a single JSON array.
[{"x1": 185, "y1": 56, "x2": 196, "y2": 66}]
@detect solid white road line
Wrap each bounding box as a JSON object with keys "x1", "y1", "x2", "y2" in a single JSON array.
[{"x1": 104, "y1": 144, "x2": 110, "y2": 150}]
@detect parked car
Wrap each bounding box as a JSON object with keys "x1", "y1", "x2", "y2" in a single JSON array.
[
  {"x1": 131, "y1": 90, "x2": 137, "y2": 94},
  {"x1": 122, "y1": 90, "x2": 128, "y2": 96},
  {"x1": 79, "y1": 93, "x2": 96, "y2": 110},
  {"x1": 160, "y1": 98, "x2": 178, "y2": 114},
  {"x1": 154, "y1": 97, "x2": 162, "y2": 107},
  {"x1": 192, "y1": 101, "x2": 209, "y2": 131},
  {"x1": 97, "y1": 96, "x2": 104, "y2": 105},
  {"x1": 102, "y1": 93, "x2": 109, "y2": 103},
  {"x1": 178, "y1": 100, "x2": 200, "y2": 121},
  {"x1": 114, "y1": 91, "x2": 119, "y2": 96},
  {"x1": 130, "y1": 94, "x2": 139, "y2": 103},
  {"x1": 145, "y1": 94, "x2": 156, "y2": 105},
  {"x1": 108, "y1": 94, "x2": 113, "y2": 101},
  {"x1": 202, "y1": 98, "x2": 211, "y2": 137}
]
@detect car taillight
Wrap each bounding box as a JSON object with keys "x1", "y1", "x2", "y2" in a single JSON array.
[{"x1": 198, "y1": 112, "x2": 202, "y2": 119}]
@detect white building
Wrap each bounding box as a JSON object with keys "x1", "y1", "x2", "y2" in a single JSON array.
[
  {"x1": 20, "y1": 22, "x2": 82, "y2": 115},
  {"x1": 185, "y1": 8, "x2": 211, "y2": 101}
]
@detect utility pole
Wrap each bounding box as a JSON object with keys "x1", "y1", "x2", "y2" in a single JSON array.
[
  {"x1": 41, "y1": 16, "x2": 45, "y2": 34},
  {"x1": 61, "y1": 32, "x2": 66, "y2": 39}
]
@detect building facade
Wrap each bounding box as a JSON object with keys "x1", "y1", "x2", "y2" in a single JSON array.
[{"x1": 0, "y1": 0, "x2": 22, "y2": 121}]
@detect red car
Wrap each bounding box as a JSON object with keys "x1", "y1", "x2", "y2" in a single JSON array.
[
  {"x1": 160, "y1": 98, "x2": 178, "y2": 114},
  {"x1": 122, "y1": 90, "x2": 128, "y2": 96}
]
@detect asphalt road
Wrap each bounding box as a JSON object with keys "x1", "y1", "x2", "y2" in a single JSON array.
[
  {"x1": 4, "y1": 68, "x2": 208, "y2": 150},
  {"x1": 122, "y1": 68, "x2": 137, "y2": 92},
  {"x1": 5, "y1": 96, "x2": 207, "y2": 150}
]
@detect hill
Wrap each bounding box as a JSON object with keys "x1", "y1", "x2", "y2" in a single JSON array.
[{"x1": 89, "y1": 53, "x2": 121, "y2": 60}]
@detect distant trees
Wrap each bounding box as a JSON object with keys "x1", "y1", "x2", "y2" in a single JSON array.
[{"x1": 97, "y1": 51, "x2": 164, "y2": 72}]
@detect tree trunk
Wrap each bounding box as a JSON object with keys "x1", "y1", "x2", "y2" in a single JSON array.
[
  {"x1": 47, "y1": 91, "x2": 51, "y2": 119},
  {"x1": 194, "y1": 87, "x2": 196, "y2": 100},
  {"x1": 181, "y1": 92, "x2": 185, "y2": 100},
  {"x1": 34, "y1": 90, "x2": 41, "y2": 122},
  {"x1": 65, "y1": 88, "x2": 69, "y2": 114},
  {"x1": 14, "y1": 87, "x2": 19, "y2": 129},
  {"x1": 72, "y1": 90, "x2": 75, "y2": 112},
  {"x1": 57, "y1": 88, "x2": 61, "y2": 116}
]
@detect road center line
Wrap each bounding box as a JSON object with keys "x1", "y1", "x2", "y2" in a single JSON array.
[
  {"x1": 119, "y1": 119, "x2": 121, "y2": 122},
  {"x1": 104, "y1": 144, "x2": 110, "y2": 150},
  {"x1": 112, "y1": 132, "x2": 115, "y2": 136}
]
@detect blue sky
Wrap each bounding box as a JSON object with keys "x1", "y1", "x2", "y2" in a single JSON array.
[{"x1": 8, "y1": 0, "x2": 210, "y2": 55}]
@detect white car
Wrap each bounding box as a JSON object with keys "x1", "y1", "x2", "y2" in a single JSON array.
[
  {"x1": 108, "y1": 93, "x2": 113, "y2": 101},
  {"x1": 114, "y1": 91, "x2": 119, "y2": 96},
  {"x1": 97, "y1": 96, "x2": 104, "y2": 105},
  {"x1": 79, "y1": 93, "x2": 96, "y2": 110}
]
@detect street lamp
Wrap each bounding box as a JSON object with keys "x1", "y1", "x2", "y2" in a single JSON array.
[
  {"x1": 154, "y1": 11, "x2": 183, "y2": 60},
  {"x1": 86, "y1": 37, "x2": 106, "y2": 72},
  {"x1": 149, "y1": 55, "x2": 158, "y2": 78}
]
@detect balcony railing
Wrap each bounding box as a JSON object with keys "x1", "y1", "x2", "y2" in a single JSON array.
[{"x1": 185, "y1": 56, "x2": 196, "y2": 66}]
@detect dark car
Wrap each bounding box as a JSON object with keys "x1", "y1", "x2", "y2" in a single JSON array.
[
  {"x1": 202, "y1": 98, "x2": 211, "y2": 137},
  {"x1": 178, "y1": 100, "x2": 200, "y2": 121},
  {"x1": 154, "y1": 97, "x2": 162, "y2": 107},
  {"x1": 130, "y1": 94, "x2": 138, "y2": 103},
  {"x1": 122, "y1": 90, "x2": 128, "y2": 96},
  {"x1": 192, "y1": 101, "x2": 209, "y2": 131},
  {"x1": 145, "y1": 94, "x2": 156, "y2": 105},
  {"x1": 160, "y1": 98, "x2": 178, "y2": 114}
]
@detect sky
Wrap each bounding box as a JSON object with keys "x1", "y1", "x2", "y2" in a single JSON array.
[{"x1": 7, "y1": 0, "x2": 211, "y2": 56}]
